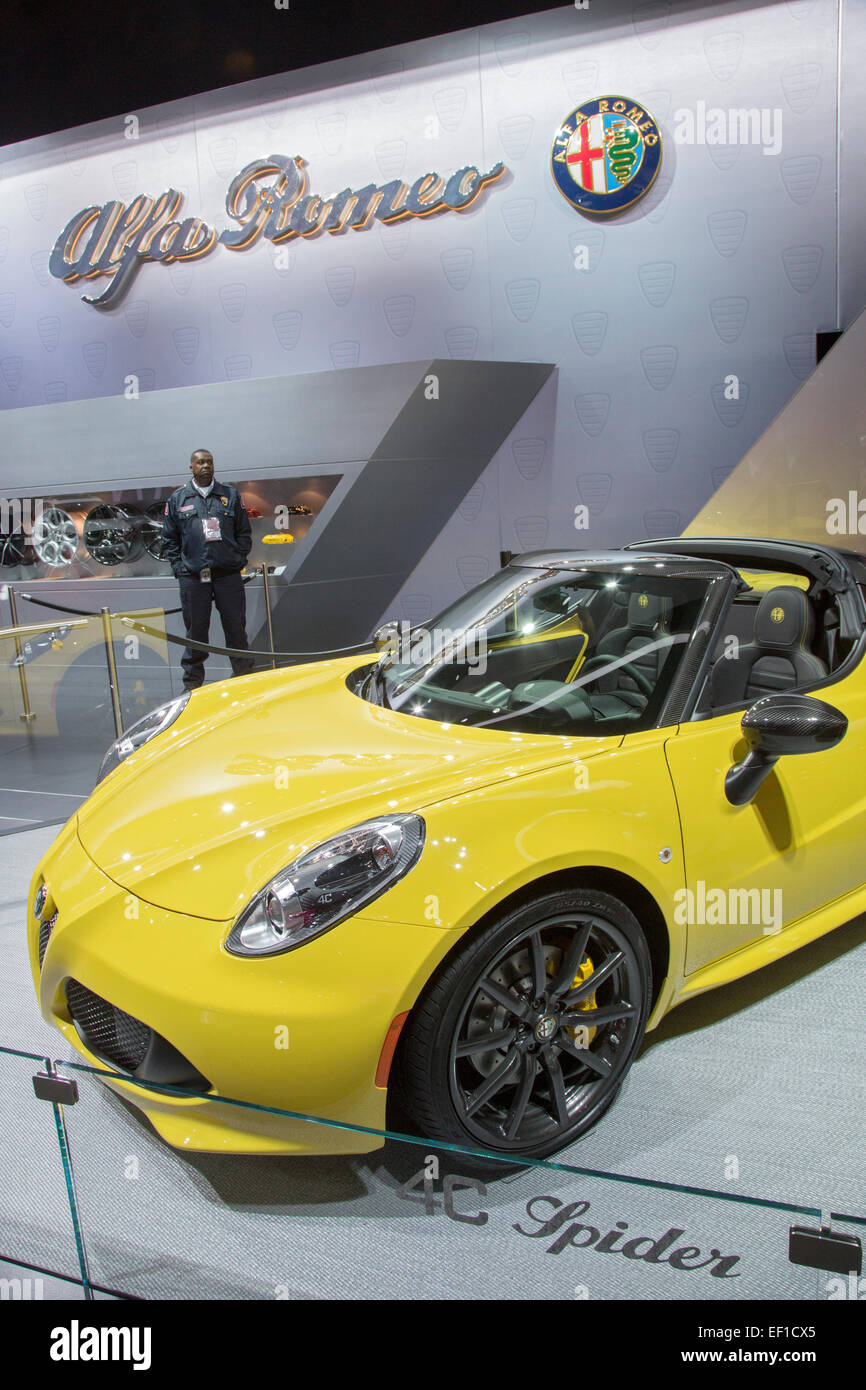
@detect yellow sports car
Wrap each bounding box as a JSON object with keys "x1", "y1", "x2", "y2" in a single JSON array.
[{"x1": 27, "y1": 537, "x2": 865, "y2": 1162}]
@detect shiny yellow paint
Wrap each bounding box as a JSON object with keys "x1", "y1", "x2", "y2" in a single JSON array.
[
  {"x1": 665, "y1": 659, "x2": 866, "y2": 973},
  {"x1": 29, "y1": 808, "x2": 458, "y2": 1155},
  {"x1": 27, "y1": 644, "x2": 866, "y2": 1155}
]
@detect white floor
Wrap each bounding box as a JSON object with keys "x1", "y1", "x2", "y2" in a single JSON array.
[{"x1": 0, "y1": 1257, "x2": 121, "y2": 1300}]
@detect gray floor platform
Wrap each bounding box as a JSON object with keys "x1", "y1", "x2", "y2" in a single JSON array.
[
  {"x1": 0, "y1": 737, "x2": 95, "y2": 835},
  {"x1": 1, "y1": 823, "x2": 864, "y2": 1300},
  {"x1": 0, "y1": 1257, "x2": 122, "y2": 1301}
]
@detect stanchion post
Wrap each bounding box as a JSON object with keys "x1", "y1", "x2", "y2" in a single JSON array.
[
  {"x1": 261, "y1": 563, "x2": 277, "y2": 669},
  {"x1": 6, "y1": 584, "x2": 36, "y2": 726},
  {"x1": 100, "y1": 606, "x2": 124, "y2": 739}
]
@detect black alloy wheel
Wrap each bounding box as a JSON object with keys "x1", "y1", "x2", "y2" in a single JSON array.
[{"x1": 397, "y1": 889, "x2": 651, "y2": 1164}]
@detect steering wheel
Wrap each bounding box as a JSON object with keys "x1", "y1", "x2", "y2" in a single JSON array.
[{"x1": 576, "y1": 653, "x2": 655, "y2": 698}]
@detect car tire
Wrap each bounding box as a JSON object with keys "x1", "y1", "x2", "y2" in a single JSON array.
[{"x1": 396, "y1": 888, "x2": 652, "y2": 1168}]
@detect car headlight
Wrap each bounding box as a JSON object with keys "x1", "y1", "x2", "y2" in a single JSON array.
[
  {"x1": 226, "y1": 813, "x2": 425, "y2": 957},
  {"x1": 96, "y1": 692, "x2": 191, "y2": 784}
]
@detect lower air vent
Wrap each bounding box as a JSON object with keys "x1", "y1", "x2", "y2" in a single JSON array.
[
  {"x1": 38, "y1": 912, "x2": 57, "y2": 968},
  {"x1": 63, "y1": 979, "x2": 212, "y2": 1091},
  {"x1": 65, "y1": 979, "x2": 150, "y2": 1072}
]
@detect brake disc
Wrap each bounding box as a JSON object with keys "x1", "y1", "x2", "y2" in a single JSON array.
[
  {"x1": 32, "y1": 507, "x2": 79, "y2": 567},
  {"x1": 83, "y1": 504, "x2": 143, "y2": 566}
]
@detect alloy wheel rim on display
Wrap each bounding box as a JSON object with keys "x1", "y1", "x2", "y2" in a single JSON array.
[
  {"x1": 32, "y1": 506, "x2": 79, "y2": 567},
  {"x1": 141, "y1": 501, "x2": 170, "y2": 561},
  {"x1": 83, "y1": 503, "x2": 144, "y2": 566}
]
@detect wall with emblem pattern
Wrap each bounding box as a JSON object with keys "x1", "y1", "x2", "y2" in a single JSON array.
[{"x1": 0, "y1": 0, "x2": 862, "y2": 627}]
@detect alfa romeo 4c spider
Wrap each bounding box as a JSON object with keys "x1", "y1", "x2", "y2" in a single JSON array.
[{"x1": 28, "y1": 537, "x2": 864, "y2": 1162}]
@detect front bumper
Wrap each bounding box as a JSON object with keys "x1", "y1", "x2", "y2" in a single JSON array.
[{"x1": 27, "y1": 818, "x2": 455, "y2": 1155}]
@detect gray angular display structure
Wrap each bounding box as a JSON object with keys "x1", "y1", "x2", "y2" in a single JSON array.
[{"x1": 0, "y1": 359, "x2": 554, "y2": 656}]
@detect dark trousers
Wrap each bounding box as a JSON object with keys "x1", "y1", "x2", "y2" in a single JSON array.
[{"x1": 179, "y1": 569, "x2": 255, "y2": 689}]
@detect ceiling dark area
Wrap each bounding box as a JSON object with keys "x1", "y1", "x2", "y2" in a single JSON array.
[
  {"x1": 0, "y1": 0, "x2": 564, "y2": 146},
  {"x1": 1, "y1": 0, "x2": 762, "y2": 147}
]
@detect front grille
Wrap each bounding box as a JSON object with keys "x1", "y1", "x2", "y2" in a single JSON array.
[
  {"x1": 63, "y1": 978, "x2": 213, "y2": 1091},
  {"x1": 38, "y1": 912, "x2": 57, "y2": 968},
  {"x1": 65, "y1": 979, "x2": 151, "y2": 1073}
]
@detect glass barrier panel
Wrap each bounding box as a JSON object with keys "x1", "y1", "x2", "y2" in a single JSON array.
[
  {"x1": 111, "y1": 606, "x2": 236, "y2": 698},
  {"x1": 0, "y1": 619, "x2": 106, "y2": 824},
  {"x1": 53, "y1": 1060, "x2": 850, "y2": 1302},
  {"x1": 0, "y1": 1045, "x2": 85, "y2": 1287},
  {"x1": 0, "y1": 588, "x2": 357, "y2": 815},
  {"x1": 98, "y1": 608, "x2": 181, "y2": 733}
]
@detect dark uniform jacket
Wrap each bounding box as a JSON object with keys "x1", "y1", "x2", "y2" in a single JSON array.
[{"x1": 163, "y1": 481, "x2": 252, "y2": 577}]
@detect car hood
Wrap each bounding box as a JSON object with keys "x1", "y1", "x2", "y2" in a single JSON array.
[{"x1": 76, "y1": 658, "x2": 619, "y2": 920}]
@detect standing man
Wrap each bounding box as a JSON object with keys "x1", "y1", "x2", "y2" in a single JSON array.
[{"x1": 163, "y1": 449, "x2": 255, "y2": 690}]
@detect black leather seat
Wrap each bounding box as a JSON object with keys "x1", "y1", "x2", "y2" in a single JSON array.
[
  {"x1": 583, "y1": 590, "x2": 672, "y2": 716},
  {"x1": 709, "y1": 585, "x2": 826, "y2": 708}
]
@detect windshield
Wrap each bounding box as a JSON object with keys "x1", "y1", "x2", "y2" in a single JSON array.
[{"x1": 360, "y1": 562, "x2": 712, "y2": 735}]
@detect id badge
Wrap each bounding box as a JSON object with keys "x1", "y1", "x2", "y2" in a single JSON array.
[
  {"x1": 200, "y1": 567, "x2": 211, "y2": 583},
  {"x1": 202, "y1": 516, "x2": 221, "y2": 542}
]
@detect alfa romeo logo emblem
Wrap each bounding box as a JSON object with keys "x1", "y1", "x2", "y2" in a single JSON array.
[
  {"x1": 551, "y1": 96, "x2": 662, "y2": 215},
  {"x1": 771, "y1": 607, "x2": 785, "y2": 623},
  {"x1": 535, "y1": 1014, "x2": 558, "y2": 1042}
]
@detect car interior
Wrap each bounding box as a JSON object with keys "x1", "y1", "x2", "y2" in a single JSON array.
[
  {"x1": 498, "y1": 586, "x2": 681, "y2": 725},
  {"x1": 370, "y1": 543, "x2": 866, "y2": 732},
  {"x1": 694, "y1": 567, "x2": 854, "y2": 715},
  {"x1": 379, "y1": 574, "x2": 706, "y2": 732}
]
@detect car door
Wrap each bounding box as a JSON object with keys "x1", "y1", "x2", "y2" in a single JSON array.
[{"x1": 664, "y1": 660, "x2": 866, "y2": 975}]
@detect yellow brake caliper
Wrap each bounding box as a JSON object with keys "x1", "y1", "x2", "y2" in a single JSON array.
[{"x1": 549, "y1": 954, "x2": 598, "y2": 1048}]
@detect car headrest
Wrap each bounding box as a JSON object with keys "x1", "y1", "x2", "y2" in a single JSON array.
[
  {"x1": 627, "y1": 590, "x2": 669, "y2": 630},
  {"x1": 753, "y1": 586, "x2": 814, "y2": 650}
]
